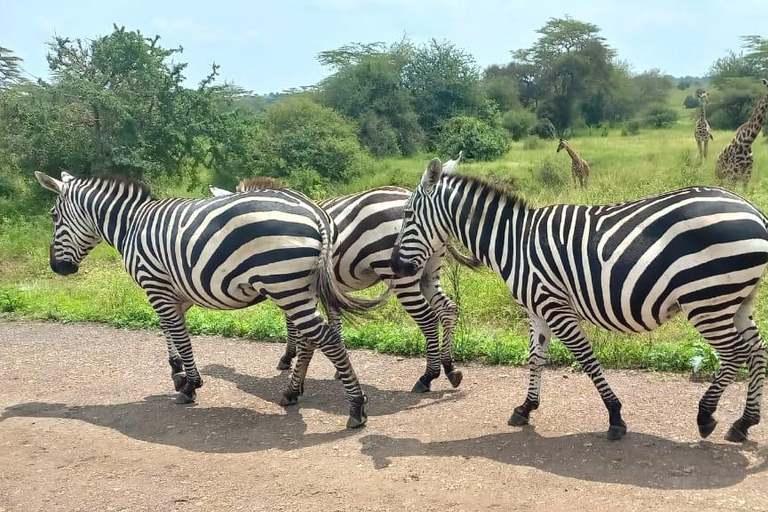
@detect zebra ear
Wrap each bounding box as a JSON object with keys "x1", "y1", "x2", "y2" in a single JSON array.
[
  {"x1": 421, "y1": 157, "x2": 443, "y2": 193},
  {"x1": 209, "y1": 185, "x2": 233, "y2": 197},
  {"x1": 35, "y1": 171, "x2": 63, "y2": 195},
  {"x1": 442, "y1": 150, "x2": 463, "y2": 175},
  {"x1": 60, "y1": 171, "x2": 76, "y2": 183}
]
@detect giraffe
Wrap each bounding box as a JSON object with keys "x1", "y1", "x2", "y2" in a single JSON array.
[
  {"x1": 557, "y1": 138, "x2": 590, "y2": 188},
  {"x1": 694, "y1": 90, "x2": 713, "y2": 161},
  {"x1": 715, "y1": 78, "x2": 768, "y2": 184}
]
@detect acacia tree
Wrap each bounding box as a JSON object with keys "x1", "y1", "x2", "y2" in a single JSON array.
[{"x1": 0, "y1": 46, "x2": 24, "y2": 89}]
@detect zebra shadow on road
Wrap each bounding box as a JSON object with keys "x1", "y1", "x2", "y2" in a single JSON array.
[
  {"x1": 0, "y1": 365, "x2": 460, "y2": 455},
  {"x1": 358, "y1": 429, "x2": 768, "y2": 490},
  {"x1": 203, "y1": 363, "x2": 462, "y2": 418}
]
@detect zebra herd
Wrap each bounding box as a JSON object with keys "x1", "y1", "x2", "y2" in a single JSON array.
[{"x1": 34, "y1": 153, "x2": 768, "y2": 443}]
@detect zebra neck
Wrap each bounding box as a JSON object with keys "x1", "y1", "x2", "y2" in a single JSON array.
[
  {"x1": 91, "y1": 191, "x2": 150, "y2": 253},
  {"x1": 440, "y1": 178, "x2": 531, "y2": 278}
]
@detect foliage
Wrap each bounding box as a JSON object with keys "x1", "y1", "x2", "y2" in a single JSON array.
[
  {"x1": 643, "y1": 104, "x2": 679, "y2": 128},
  {"x1": 706, "y1": 78, "x2": 766, "y2": 130},
  {"x1": 683, "y1": 95, "x2": 700, "y2": 109},
  {"x1": 0, "y1": 46, "x2": 24, "y2": 89},
  {"x1": 621, "y1": 120, "x2": 641, "y2": 136},
  {"x1": 244, "y1": 95, "x2": 371, "y2": 193},
  {"x1": 531, "y1": 118, "x2": 556, "y2": 139},
  {"x1": 502, "y1": 108, "x2": 538, "y2": 140},
  {"x1": 436, "y1": 116, "x2": 510, "y2": 162}
]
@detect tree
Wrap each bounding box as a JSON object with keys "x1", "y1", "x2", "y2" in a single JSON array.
[
  {"x1": 0, "y1": 46, "x2": 24, "y2": 89},
  {"x1": 402, "y1": 39, "x2": 484, "y2": 143},
  {"x1": 509, "y1": 17, "x2": 617, "y2": 130}
]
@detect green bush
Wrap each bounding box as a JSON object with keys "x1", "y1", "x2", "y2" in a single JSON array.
[
  {"x1": 683, "y1": 95, "x2": 700, "y2": 109},
  {"x1": 436, "y1": 116, "x2": 510, "y2": 162},
  {"x1": 643, "y1": 104, "x2": 679, "y2": 128},
  {"x1": 502, "y1": 109, "x2": 538, "y2": 141},
  {"x1": 358, "y1": 111, "x2": 401, "y2": 158},
  {"x1": 621, "y1": 120, "x2": 641, "y2": 136},
  {"x1": 531, "y1": 118, "x2": 556, "y2": 139},
  {"x1": 251, "y1": 96, "x2": 371, "y2": 188}
]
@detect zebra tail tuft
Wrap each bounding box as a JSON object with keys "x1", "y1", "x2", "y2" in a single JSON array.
[
  {"x1": 446, "y1": 241, "x2": 483, "y2": 270},
  {"x1": 314, "y1": 215, "x2": 391, "y2": 317}
]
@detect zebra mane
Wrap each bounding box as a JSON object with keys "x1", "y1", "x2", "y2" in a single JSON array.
[
  {"x1": 82, "y1": 175, "x2": 154, "y2": 199},
  {"x1": 237, "y1": 176, "x2": 287, "y2": 192},
  {"x1": 446, "y1": 172, "x2": 530, "y2": 210}
]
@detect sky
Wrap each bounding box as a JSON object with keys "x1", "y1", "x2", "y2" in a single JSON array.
[{"x1": 2, "y1": 0, "x2": 767, "y2": 94}]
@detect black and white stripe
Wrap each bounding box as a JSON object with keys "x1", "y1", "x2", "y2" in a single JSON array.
[
  {"x1": 211, "y1": 155, "x2": 480, "y2": 392},
  {"x1": 392, "y1": 158, "x2": 768, "y2": 441},
  {"x1": 35, "y1": 171, "x2": 386, "y2": 428}
]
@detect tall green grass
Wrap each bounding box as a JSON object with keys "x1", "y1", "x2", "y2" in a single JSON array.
[{"x1": 3, "y1": 117, "x2": 765, "y2": 377}]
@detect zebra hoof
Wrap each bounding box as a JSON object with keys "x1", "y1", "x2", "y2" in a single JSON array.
[
  {"x1": 334, "y1": 370, "x2": 342, "y2": 380},
  {"x1": 175, "y1": 390, "x2": 196, "y2": 404},
  {"x1": 607, "y1": 424, "x2": 627, "y2": 441},
  {"x1": 276, "y1": 358, "x2": 292, "y2": 371},
  {"x1": 446, "y1": 370, "x2": 463, "y2": 388},
  {"x1": 698, "y1": 418, "x2": 717, "y2": 439},
  {"x1": 171, "y1": 372, "x2": 187, "y2": 392},
  {"x1": 346, "y1": 407, "x2": 368, "y2": 429},
  {"x1": 278, "y1": 389, "x2": 300, "y2": 407},
  {"x1": 724, "y1": 425, "x2": 748, "y2": 443},
  {"x1": 508, "y1": 409, "x2": 529, "y2": 427},
  {"x1": 411, "y1": 379, "x2": 430, "y2": 393}
]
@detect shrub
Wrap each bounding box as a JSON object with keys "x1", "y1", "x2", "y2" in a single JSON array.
[
  {"x1": 535, "y1": 160, "x2": 566, "y2": 188},
  {"x1": 621, "y1": 120, "x2": 641, "y2": 136},
  {"x1": 358, "y1": 111, "x2": 400, "y2": 158},
  {"x1": 436, "y1": 116, "x2": 510, "y2": 162},
  {"x1": 531, "y1": 118, "x2": 556, "y2": 139},
  {"x1": 643, "y1": 104, "x2": 679, "y2": 128},
  {"x1": 502, "y1": 109, "x2": 537, "y2": 141},
  {"x1": 252, "y1": 96, "x2": 371, "y2": 184},
  {"x1": 522, "y1": 137, "x2": 541, "y2": 150},
  {"x1": 683, "y1": 95, "x2": 700, "y2": 109}
]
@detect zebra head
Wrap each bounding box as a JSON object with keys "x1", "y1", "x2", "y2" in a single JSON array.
[
  {"x1": 392, "y1": 157, "x2": 449, "y2": 278},
  {"x1": 34, "y1": 171, "x2": 102, "y2": 276}
]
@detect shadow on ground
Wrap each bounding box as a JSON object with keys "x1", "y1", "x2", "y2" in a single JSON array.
[
  {"x1": 359, "y1": 429, "x2": 768, "y2": 490},
  {"x1": 204, "y1": 363, "x2": 461, "y2": 417}
]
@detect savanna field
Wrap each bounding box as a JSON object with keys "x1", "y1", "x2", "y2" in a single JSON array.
[{"x1": 2, "y1": 87, "x2": 766, "y2": 377}]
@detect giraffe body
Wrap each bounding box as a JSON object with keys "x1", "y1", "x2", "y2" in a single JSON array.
[
  {"x1": 716, "y1": 79, "x2": 768, "y2": 184},
  {"x1": 694, "y1": 91, "x2": 713, "y2": 161},
  {"x1": 557, "y1": 139, "x2": 589, "y2": 188}
]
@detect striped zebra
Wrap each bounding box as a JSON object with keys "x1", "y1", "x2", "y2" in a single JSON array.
[
  {"x1": 34, "y1": 171, "x2": 388, "y2": 428},
  {"x1": 210, "y1": 154, "x2": 481, "y2": 393},
  {"x1": 392, "y1": 158, "x2": 768, "y2": 442}
]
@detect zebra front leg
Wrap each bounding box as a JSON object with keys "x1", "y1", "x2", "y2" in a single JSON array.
[
  {"x1": 277, "y1": 319, "x2": 299, "y2": 371},
  {"x1": 509, "y1": 317, "x2": 551, "y2": 426},
  {"x1": 396, "y1": 282, "x2": 441, "y2": 392},
  {"x1": 156, "y1": 303, "x2": 189, "y2": 392},
  {"x1": 423, "y1": 277, "x2": 462, "y2": 388},
  {"x1": 151, "y1": 300, "x2": 203, "y2": 404},
  {"x1": 551, "y1": 315, "x2": 627, "y2": 440}
]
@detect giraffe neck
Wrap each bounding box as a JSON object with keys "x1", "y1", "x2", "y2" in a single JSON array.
[
  {"x1": 699, "y1": 100, "x2": 707, "y2": 121},
  {"x1": 741, "y1": 91, "x2": 768, "y2": 144},
  {"x1": 564, "y1": 144, "x2": 580, "y2": 163}
]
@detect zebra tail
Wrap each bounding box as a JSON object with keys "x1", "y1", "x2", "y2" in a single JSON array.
[
  {"x1": 314, "y1": 216, "x2": 391, "y2": 316},
  {"x1": 446, "y1": 241, "x2": 483, "y2": 270}
]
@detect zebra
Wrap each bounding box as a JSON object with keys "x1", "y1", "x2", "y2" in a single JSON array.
[
  {"x1": 209, "y1": 154, "x2": 482, "y2": 393},
  {"x1": 392, "y1": 157, "x2": 768, "y2": 442},
  {"x1": 34, "y1": 171, "x2": 389, "y2": 428}
]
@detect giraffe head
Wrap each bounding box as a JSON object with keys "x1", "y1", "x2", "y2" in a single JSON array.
[
  {"x1": 556, "y1": 138, "x2": 568, "y2": 153},
  {"x1": 697, "y1": 90, "x2": 709, "y2": 103}
]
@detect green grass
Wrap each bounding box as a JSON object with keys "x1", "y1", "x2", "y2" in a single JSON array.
[{"x1": 2, "y1": 113, "x2": 765, "y2": 377}]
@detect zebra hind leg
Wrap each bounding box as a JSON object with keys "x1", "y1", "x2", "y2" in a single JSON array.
[
  {"x1": 279, "y1": 337, "x2": 315, "y2": 406},
  {"x1": 550, "y1": 315, "x2": 627, "y2": 440},
  {"x1": 277, "y1": 319, "x2": 298, "y2": 371},
  {"x1": 690, "y1": 315, "x2": 751, "y2": 440},
  {"x1": 725, "y1": 307, "x2": 766, "y2": 442}
]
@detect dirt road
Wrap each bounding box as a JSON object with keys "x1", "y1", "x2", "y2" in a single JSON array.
[{"x1": 0, "y1": 321, "x2": 766, "y2": 511}]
